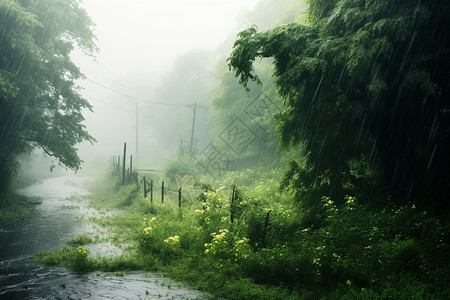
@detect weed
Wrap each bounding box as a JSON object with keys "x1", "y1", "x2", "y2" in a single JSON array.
[
  {"x1": 35, "y1": 171, "x2": 450, "y2": 299},
  {"x1": 114, "y1": 271, "x2": 125, "y2": 277},
  {"x1": 67, "y1": 234, "x2": 93, "y2": 246}
]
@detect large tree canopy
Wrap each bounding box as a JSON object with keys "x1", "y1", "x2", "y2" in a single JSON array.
[
  {"x1": 228, "y1": 0, "x2": 450, "y2": 212},
  {"x1": 0, "y1": 0, "x2": 97, "y2": 198}
]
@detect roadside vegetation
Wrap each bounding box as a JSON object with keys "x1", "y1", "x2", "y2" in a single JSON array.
[
  {"x1": 35, "y1": 169, "x2": 450, "y2": 299},
  {"x1": 26, "y1": 0, "x2": 450, "y2": 298},
  {"x1": 0, "y1": 194, "x2": 41, "y2": 224}
]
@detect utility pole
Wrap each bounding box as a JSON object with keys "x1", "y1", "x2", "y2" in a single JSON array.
[
  {"x1": 186, "y1": 102, "x2": 206, "y2": 157},
  {"x1": 189, "y1": 102, "x2": 197, "y2": 156},
  {"x1": 135, "y1": 100, "x2": 138, "y2": 163},
  {"x1": 179, "y1": 137, "x2": 184, "y2": 156},
  {"x1": 122, "y1": 142, "x2": 126, "y2": 185}
]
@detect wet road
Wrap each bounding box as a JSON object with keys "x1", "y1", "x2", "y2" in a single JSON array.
[{"x1": 0, "y1": 176, "x2": 208, "y2": 299}]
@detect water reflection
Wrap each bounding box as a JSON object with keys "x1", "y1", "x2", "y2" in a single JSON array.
[{"x1": 0, "y1": 176, "x2": 208, "y2": 299}]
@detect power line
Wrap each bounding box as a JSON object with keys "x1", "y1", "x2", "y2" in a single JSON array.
[
  {"x1": 85, "y1": 78, "x2": 189, "y2": 107},
  {"x1": 90, "y1": 66, "x2": 138, "y2": 92},
  {"x1": 79, "y1": 61, "x2": 138, "y2": 93}
]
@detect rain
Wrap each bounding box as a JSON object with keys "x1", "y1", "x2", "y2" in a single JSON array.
[{"x1": 1, "y1": 0, "x2": 449, "y2": 299}]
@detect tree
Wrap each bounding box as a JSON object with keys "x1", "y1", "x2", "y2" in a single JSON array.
[
  {"x1": 228, "y1": 0, "x2": 450, "y2": 213},
  {"x1": 0, "y1": 0, "x2": 97, "y2": 200},
  {"x1": 206, "y1": 0, "x2": 308, "y2": 170}
]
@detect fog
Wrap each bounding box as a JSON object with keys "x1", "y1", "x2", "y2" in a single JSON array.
[{"x1": 72, "y1": 0, "x2": 259, "y2": 171}]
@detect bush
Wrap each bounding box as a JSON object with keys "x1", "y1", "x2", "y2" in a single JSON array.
[
  {"x1": 36, "y1": 246, "x2": 95, "y2": 273},
  {"x1": 49, "y1": 169, "x2": 449, "y2": 299}
]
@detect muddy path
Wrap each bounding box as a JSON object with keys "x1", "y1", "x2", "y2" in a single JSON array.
[{"x1": 0, "y1": 176, "x2": 209, "y2": 299}]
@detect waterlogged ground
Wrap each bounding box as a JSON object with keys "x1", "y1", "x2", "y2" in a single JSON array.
[{"x1": 0, "y1": 176, "x2": 209, "y2": 299}]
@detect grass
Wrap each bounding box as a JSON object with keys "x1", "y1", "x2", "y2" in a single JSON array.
[
  {"x1": 67, "y1": 234, "x2": 94, "y2": 245},
  {"x1": 0, "y1": 194, "x2": 41, "y2": 223},
  {"x1": 34, "y1": 174, "x2": 156, "y2": 273},
  {"x1": 70, "y1": 172, "x2": 305, "y2": 298},
  {"x1": 35, "y1": 245, "x2": 153, "y2": 274},
  {"x1": 34, "y1": 171, "x2": 450, "y2": 299}
]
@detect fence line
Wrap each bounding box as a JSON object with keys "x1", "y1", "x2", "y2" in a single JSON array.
[{"x1": 109, "y1": 143, "x2": 271, "y2": 244}]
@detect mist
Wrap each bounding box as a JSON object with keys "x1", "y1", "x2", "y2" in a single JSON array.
[
  {"x1": 70, "y1": 0, "x2": 260, "y2": 171},
  {"x1": 3, "y1": 1, "x2": 449, "y2": 298}
]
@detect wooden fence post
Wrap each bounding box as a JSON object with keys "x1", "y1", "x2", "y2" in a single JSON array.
[
  {"x1": 230, "y1": 185, "x2": 236, "y2": 224},
  {"x1": 178, "y1": 187, "x2": 182, "y2": 208},
  {"x1": 129, "y1": 155, "x2": 133, "y2": 185},
  {"x1": 202, "y1": 187, "x2": 208, "y2": 210},
  {"x1": 161, "y1": 181, "x2": 164, "y2": 203},
  {"x1": 122, "y1": 143, "x2": 126, "y2": 185},
  {"x1": 150, "y1": 180, "x2": 153, "y2": 203},
  {"x1": 261, "y1": 211, "x2": 271, "y2": 248},
  {"x1": 144, "y1": 176, "x2": 147, "y2": 198}
]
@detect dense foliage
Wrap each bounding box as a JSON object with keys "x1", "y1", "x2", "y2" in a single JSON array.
[
  {"x1": 228, "y1": 0, "x2": 450, "y2": 213},
  {"x1": 33, "y1": 0, "x2": 450, "y2": 299},
  {"x1": 207, "y1": 0, "x2": 308, "y2": 168},
  {"x1": 0, "y1": 0, "x2": 96, "y2": 200},
  {"x1": 38, "y1": 171, "x2": 449, "y2": 299}
]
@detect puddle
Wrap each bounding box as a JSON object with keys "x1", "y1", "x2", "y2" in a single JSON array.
[{"x1": 0, "y1": 176, "x2": 211, "y2": 299}]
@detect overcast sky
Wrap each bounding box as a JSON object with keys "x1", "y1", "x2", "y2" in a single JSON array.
[
  {"x1": 77, "y1": 0, "x2": 258, "y2": 86},
  {"x1": 73, "y1": 0, "x2": 260, "y2": 168}
]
